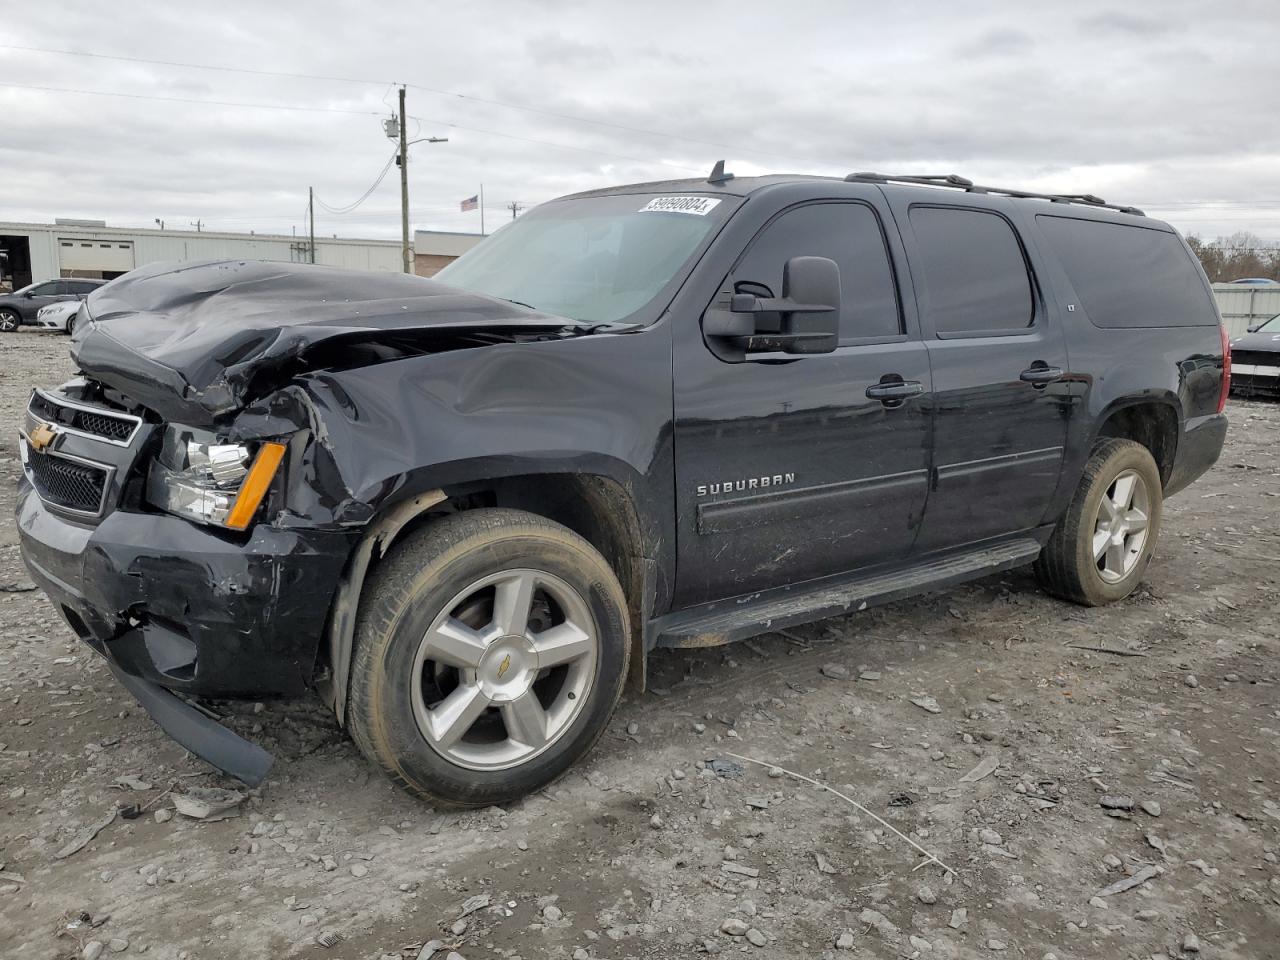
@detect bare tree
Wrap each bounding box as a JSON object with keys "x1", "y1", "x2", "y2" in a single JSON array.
[{"x1": 1186, "y1": 232, "x2": 1280, "y2": 282}]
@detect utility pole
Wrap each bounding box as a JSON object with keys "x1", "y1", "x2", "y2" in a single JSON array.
[
  {"x1": 385, "y1": 88, "x2": 447, "y2": 273},
  {"x1": 308, "y1": 186, "x2": 316, "y2": 264},
  {"x1": 507, "y1": 201, "x2": 523, "y2": 221},
  {"x1": 398, "y1": 86, "x2": 410, "y2": 274},
  {"x1": 190, "y1": 219, "x2": 203, "y2": 232}
]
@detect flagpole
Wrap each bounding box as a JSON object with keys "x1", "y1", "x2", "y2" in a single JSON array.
[{"x1": 480, "y1": 184, "x2": 485, "y2": 236}]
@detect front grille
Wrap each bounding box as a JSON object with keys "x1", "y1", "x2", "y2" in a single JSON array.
[
  {"x1": 74, "y1": 410, "x2": 135, "y2": 441},
  {"x1": 26, "y1": 449, "x2": 109, "y2": 515},
  {"x1": 28, "y1": 391, "x2": 140, "y2": 444},
  {"x1": 1233, "y1": 349, "x2": 1280, "y2": 368}
]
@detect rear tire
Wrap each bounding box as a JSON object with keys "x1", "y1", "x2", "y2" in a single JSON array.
[
  {"x1": 0, "y1": 309, "x2": 19, "y2": 332},
  {"x1": 347, "y1": 508, "x2": 630, "y2": 808},
  {"x1": 1034, "y1": 438, "x2": 1163, "y2": 606}
]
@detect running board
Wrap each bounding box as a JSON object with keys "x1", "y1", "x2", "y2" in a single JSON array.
[{"x1": 649, "y1": 538, "x2": 1041, "y2": 649}]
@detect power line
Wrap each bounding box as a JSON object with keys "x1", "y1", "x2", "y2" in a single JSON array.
[
  {"x1": 1134, "y1": 200, "x2": 1280, "y2": 207},
  {"x1": 14, "y1": 45, "x2": 1280, "y2": 207},
  {"x1": 0, "y1": 79, "x2": 704, "y2": 171},
  {"x1": 0, "y1": 44, "x2": 384, "y2": 86},
  {"x1": 0, "y1": 80, "x2": 384, "y2": 116},
  {"x1": 314, "y1": 148, "x2": 398, "y2": 214},
  {"x1": 1167, "y1": 217, "x2": 1280, "y2": 222},
  {"x1": 404, "y1": 112, "x2": 696, "y2": 167},
  {"x1": 0, "y1": 42, "x2": 843, "y2": 167}
]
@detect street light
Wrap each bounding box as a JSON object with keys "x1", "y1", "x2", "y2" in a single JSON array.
[{"x1": 388, "y1": 88, "x2": 448, "y2": 273}]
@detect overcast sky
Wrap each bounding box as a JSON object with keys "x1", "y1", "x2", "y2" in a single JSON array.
[{"x1": 3, "y1": 1, "x2": 1279, "y2": 243}]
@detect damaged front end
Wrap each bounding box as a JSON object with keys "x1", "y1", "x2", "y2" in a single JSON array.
[
  {"x1": 18, "y1": 259, "x2": 587, "y2": 785},
  {"x1": 16, "y1": 379, "x2": 355, "y2": 786}
]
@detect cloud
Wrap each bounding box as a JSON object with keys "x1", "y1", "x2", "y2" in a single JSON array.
[
  {"x1": 1077, "y1": 12, "x2": 1172, "y2": 35},
  {"x1": 953, "y1": 27, "x2": 1036, "y2": 59},
  {"x1": 0, "y1": 0, "x2": 1278, "y2": 242}
]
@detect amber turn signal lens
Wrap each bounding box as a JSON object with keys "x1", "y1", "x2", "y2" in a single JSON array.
[{"x1": 223, "y1": 442, "x2": 287, "y2": 531}]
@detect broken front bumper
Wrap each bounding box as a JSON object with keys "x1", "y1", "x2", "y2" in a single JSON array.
[
  {"x1": 16, "y1": 482, "x2": 354, "y2": 699},
  {"x1": 107, "y1": 662, "x2": 274, "y2": 786}
]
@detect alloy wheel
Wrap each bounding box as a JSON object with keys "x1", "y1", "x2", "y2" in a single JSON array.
[
  {"x1": 0, "y1": 311, "x2": 18, "y2": 332},
  {"x1": 1092, "y1": 468, "x2": 1151, "y2": 583},
  {"x1": 410, "y1": 568, "x2": 598, "y2": 771}
]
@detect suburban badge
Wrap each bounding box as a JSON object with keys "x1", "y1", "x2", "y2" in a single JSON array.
[{"x1": 696, "y1": 472, "x2": 796, "y2": 497}]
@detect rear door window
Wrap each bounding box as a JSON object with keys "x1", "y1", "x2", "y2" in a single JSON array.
[
  {"x1": 1036, "y1": 215, "x2": 1216, "y2": 328},
  {"x1": 908, "y1": 206, "x2": 1035, "y2": 337}
]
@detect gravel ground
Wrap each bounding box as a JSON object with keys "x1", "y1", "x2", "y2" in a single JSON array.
[{"x1": 1, "y1": 328, "x2": 1278, "y2": 960}]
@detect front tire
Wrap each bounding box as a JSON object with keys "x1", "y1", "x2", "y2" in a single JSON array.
[
  {"x1": 1035, "y1": 438, "x2": 1163, "y2": 606},
  {"x1": 0, "y1": 309, "x2": 19, "y2": 332},
  {"x1": 347, "y1": 508, "x2": 630, "y2": 808}
]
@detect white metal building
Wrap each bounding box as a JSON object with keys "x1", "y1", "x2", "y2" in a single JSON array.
[
  {"x1": 1212, "y1": 283, "x2": 1280, "y2": 337},
  {"x1": 0, "y1": 219, "x2": 404, "y2": 290}
]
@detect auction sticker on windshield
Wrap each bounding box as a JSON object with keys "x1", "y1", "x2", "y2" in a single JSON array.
[{"x1": 640, "y1": 196, "x2": 722, "y2": 215}]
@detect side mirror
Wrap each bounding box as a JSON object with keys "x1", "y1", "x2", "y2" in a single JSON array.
[
  {"x1": 21, "y1": 290, "x2": 33, "y2": 298},
  {"x1": 775, "y1": 256, "x2": 840, "y2": 354},
  {"x1": 704, "y1": 256, "x2": 841, "y2": 359}
]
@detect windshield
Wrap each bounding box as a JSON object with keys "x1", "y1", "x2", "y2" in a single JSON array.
[{"x1": 435, "y1": 193, "x2": 731, "y2": 324}]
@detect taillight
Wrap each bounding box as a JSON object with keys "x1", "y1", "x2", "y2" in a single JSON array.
[{"x1": 1217, "y1": 324, "x2": 1231, "y2": 414}]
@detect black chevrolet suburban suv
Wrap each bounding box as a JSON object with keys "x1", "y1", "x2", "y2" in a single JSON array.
[{"x1": 16, "y1": 168, "x2": 1229, "y2": 806}]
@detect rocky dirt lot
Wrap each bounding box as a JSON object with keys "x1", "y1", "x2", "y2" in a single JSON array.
[{"x1": 1, "y1": 329, "x2": 1277, "y2": 960}]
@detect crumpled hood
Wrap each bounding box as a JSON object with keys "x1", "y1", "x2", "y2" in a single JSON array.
[{"x1": 71, "y1": 259, "x2": 579, "y2": 424}]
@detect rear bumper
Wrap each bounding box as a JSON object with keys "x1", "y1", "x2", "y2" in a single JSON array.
[
  {"x1": 1165, "y1": 412, "x2": 1228, "y2": 498},
  {"x1": 16, "y1": 482, "x2": 355, "y2": 698}
]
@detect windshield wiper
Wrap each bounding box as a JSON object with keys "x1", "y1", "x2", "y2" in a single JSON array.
[{"x1": 496, "y1": 296, "x2": 539, "y2": 311}]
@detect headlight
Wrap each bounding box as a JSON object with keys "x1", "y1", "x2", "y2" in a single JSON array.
[{"x1": 147, "y1": 426, "x2": 286, "y2": 530}]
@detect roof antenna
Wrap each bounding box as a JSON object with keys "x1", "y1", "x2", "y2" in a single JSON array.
[{"x1": 707, "y1": 159, "x2": 734, "y2": 184}]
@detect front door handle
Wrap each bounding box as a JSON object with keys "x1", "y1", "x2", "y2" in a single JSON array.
[
  {"x1": 1020, "y1": 364, "x2": 1064, "y2": 386},
  {"x1": 866, "y1": 379, "x2": 925, "y2": 402}
]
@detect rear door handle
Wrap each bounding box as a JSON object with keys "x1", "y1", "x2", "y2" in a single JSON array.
[
  {"x1": 866, "y1": 379, "x2": 925, "y2": 401},
  {"x1": 1020, "y1": 364, "x2": 1064, "y2": 385}
]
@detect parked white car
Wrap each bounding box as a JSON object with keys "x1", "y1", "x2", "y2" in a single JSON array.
[{"x1": 35, "y1": 299, "x2": 84, "y2": 334}]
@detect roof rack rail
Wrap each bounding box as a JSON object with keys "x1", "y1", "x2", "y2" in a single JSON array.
[{"x1": 844, "y1": 172, "x2": 1145, "y2": 217}]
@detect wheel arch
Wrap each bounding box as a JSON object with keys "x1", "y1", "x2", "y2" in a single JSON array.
[
  {"x1": 1091, "y1": 395, "x2": 1182, "y2": 487},
  {"x1": 319, "y1": 466, "x2": 657, "y2": 724}
]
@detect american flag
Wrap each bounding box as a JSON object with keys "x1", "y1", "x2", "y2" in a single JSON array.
[{"x1": 460, "y1": 195, "x2": 478, "y2": 212}]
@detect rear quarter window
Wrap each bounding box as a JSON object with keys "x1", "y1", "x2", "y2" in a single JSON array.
[{"x1": 1035, "y1": 215, "x2": 1216, "y2": 328}]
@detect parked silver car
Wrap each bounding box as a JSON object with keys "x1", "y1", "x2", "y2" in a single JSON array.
[{"x1": 35, "y1": 299, "x2": 85, "y2": 334}]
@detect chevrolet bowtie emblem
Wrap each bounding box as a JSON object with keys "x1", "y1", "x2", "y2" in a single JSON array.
[
  {"x1": 28, "y1": 421, "x2": 58, "y2": 452},
  {"x1": 496, "y1": 654, "x2": 512, "y2": 680}
]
